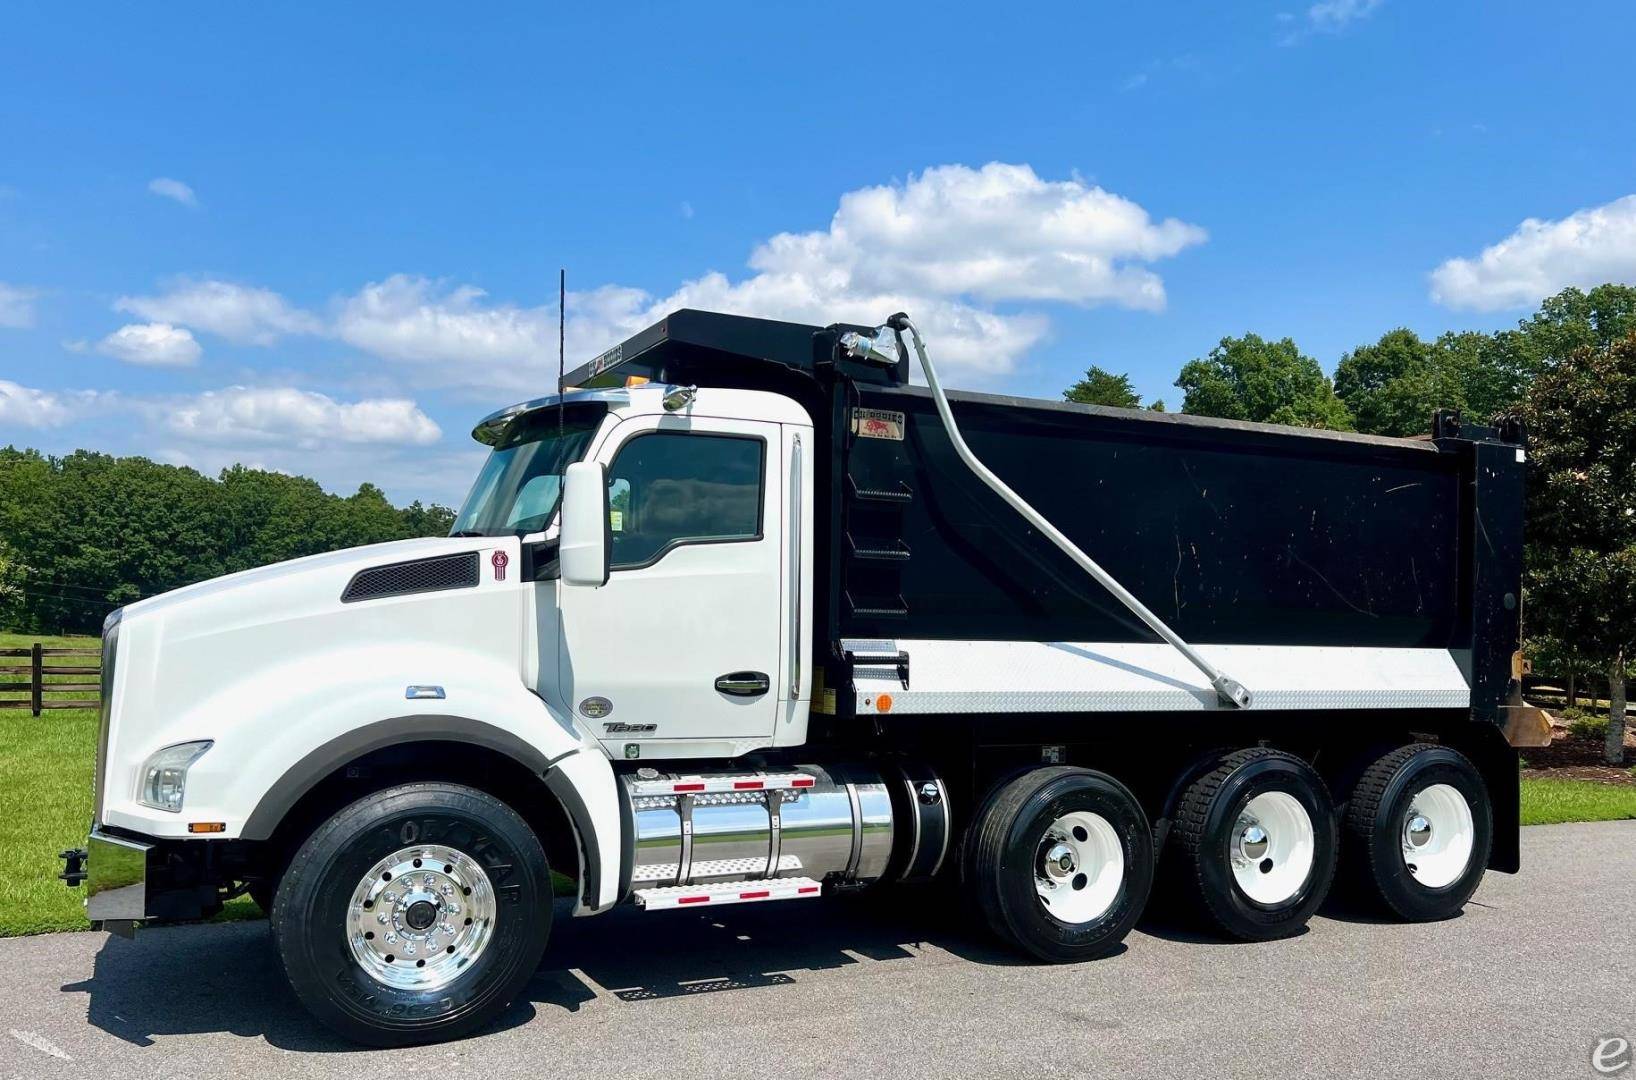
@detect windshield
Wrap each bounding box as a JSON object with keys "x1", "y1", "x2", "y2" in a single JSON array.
[{"x1": 450, "y1": 404, "x2": 607, "y2": 536}]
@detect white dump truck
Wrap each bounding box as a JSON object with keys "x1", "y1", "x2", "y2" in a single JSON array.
[{"x1": 63, "y1": 310, "x2": 1543, "y2": 1045}]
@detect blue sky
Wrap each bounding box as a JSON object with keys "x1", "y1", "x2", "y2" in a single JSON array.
[{"x1": 3, "y1": 1, "x2": 1635, "y2": 506}]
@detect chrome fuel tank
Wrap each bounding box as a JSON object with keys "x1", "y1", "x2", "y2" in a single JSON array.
[{"x1": 624, "y1": 764, "x2": 895, "y2": 890}]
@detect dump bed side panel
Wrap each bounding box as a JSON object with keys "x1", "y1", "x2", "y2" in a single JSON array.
[{"x1": 841, "y1": 387, "x2": 1465, "y2": 650}]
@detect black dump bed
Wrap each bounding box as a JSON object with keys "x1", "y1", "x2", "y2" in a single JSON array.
[
  {"x1": 844, "y1": 387, "x2": 1463, "y2": 648},
  {"x1": 566, "y1": 309, "x2": 1525, "y2": 724}
]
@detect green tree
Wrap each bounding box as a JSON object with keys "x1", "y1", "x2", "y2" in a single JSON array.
[
  {"x1": 1333, "y1": 328, "x2": 1436, "y2": 436},
  {"x1": 1526, "y1": 633, "x2": 1605, "y2": 711},
  {"x1": 0, "y1": 447, "x2": 460, "y2": 634},
  {"x1": 400, "y1": 500, "x2": 456, "y2": 536},
  {"x1": 1510, "y1": 283, "x2": 1636, "y2": 376},
  {"x1": 1334, "y1": 328, "x2": 1528, "y2": 437},
  {"x1": 1521, "y1": 332, "x2": 1636, "y2": 763},
  {"x1": 1064, "y1": 365, "x2": 1144, "y2": 409},
  {"x1": 1175, "y1": 334, "x2": 1354, "y2": 430}
]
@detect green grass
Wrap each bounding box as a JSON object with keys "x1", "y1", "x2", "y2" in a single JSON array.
[
  {"x1": 0, "y1": 631, "x2": 259, "y2": 935},
  {"x1": 1519, "y1": 777, "x2": 1636, "y2": 826}
]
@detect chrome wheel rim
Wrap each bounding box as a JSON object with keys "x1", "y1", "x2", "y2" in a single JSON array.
[
  {"x1": 346, "y1": 844, "x2": 496, "y2": 991},
  {"x1": 1229, "y1": 791, "x2": 1316, "y2": 905},
  {"x1": 1035, "y1": 811, "x2": 1124, "y2": 924},
  {"x1": 1401, "y1": 783, "x2": 1474, "y2": 889}
]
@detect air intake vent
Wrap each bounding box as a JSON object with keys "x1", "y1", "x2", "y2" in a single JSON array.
[{"x1": 341, "y1": 552, "x2": 480, "y2": 603}]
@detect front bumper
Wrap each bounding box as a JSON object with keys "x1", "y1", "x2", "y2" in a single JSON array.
[
  {"x1": 84, "y1": 828, "x2": 152, "y2": 923},
  {"x1": 61, "y1": 827, "x2": 220, "y2": 935}
]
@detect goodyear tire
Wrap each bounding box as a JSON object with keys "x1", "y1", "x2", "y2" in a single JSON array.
[
  {"x1": 271, "y1": 782, "x2": 552, "y2": 1046},
  {"x1": 963, "y1": 766, "x2": 1154, "y2": 962},
  {"x1": 1341, "y1": 744, "x2": 1491, "y2": 921},
  {"x1": 1166, "y1": 748, "x2": 1338, "y2": 941}
]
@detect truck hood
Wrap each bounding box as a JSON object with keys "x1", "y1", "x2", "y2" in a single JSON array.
[
  {"x1": 97, "y1": 531, "x2": 548, "y2": 840},
  {"x1": 123, "y1": 535, "x2": 480, "y2": 623}
]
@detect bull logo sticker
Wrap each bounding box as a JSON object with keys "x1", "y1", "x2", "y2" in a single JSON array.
[
  {"x1": 491, "y1": 550, "x2": 510, "y2": 581},
  {"x1": 851, "y1": 408, "x2": 905, "y2": 441}
]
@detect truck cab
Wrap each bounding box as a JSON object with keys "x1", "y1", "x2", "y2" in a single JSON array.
[{"x1": 453, "y1": 385, "x2": 816, "y2": 762}]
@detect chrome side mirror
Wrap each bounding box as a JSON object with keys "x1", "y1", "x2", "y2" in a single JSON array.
[{"x1": 559, "y1": 461, "x2": 610, "y2": 587}]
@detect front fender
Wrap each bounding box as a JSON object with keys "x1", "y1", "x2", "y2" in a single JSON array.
[{"x1": 102, "y1": 643, "x2": 624, "y2": 911}]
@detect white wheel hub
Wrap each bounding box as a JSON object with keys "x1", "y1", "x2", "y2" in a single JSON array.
[
  {"x1": 1035, "y1": 811, "x2": 1124, "y2": 924},
  {"x1": 1401, "y1": 783, "x2": 1474, "y2": 889},
  {"x1": 1229, "y1": 791, "x2": 1316, "y2": 906},
  {"x1": 347, "y1": 844, "x2": 497, "y2": 991}
]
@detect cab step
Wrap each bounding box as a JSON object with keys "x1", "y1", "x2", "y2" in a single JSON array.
[
  {"x1": 631, "y1": 854, "x2": 805, "y2": 886},
  {"x1": 633, "y1": 877, "x2": 822, "y2": 911}
]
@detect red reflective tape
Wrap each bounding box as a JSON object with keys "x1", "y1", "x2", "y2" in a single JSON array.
[
  {"x1": 791, "y1": 778, "x2": 815, "y2": 788},
  {"x1": 739, "y1": 890, "x2": 770, "y2": 900},
  {"x1": 797, "y1": 886, "x2": 819, "y2": 894},
  {"x1": 677, "y1": 895, "x2": 711, "y2": 904},
  {"x1": 674, "y1": 783, "x2": 706, "y2": 792},
  {"x1": 733, "y1": 780, "x2": 764, "y2": 790}
]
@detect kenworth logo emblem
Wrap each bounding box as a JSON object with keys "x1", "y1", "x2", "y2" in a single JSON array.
[{"x1": 490, "y1": 550, "x2": 510, "y2": 581}]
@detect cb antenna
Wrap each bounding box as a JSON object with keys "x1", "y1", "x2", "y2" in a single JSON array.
[{"x1": 558, "y1": 268, "x2": 566, "y2": 439}]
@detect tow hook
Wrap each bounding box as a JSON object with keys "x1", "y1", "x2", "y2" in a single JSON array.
[{"x1": 59, "y1": 847, "x2": 88, "y2": 887}]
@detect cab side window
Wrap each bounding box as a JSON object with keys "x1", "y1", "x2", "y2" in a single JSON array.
[{"x1": 606, "y1": 432, "x2": 764, "y2": 569}]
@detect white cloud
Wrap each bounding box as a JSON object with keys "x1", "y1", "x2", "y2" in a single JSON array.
[
  {"x1": 147, "y1": 177, "x2": 198, "y2": 207},
  {"x1": 162, "y1": 387, "x2": 441, "y2": 447},
  {"x1": 96, "y1": 322, "x2": 202, "y2": 366},
  {"x1": 115, "y1": 279, "x2": 322, "y2": 345},
  {"x1": 1281, "y1": 0, "x2": 1383, "y2": 43},
  {"x1": 0, "y1": 282, "x2": 38, "y2": 328},
  {"x1": 100, "y1": 164, "x2": 1202, "y2": 398},
  {"x1": 1430, "y1": 194, "x2": 1636, "y2": 311},
  {"x1": 1307, "y1": 0, "x2": 1384, "y2": 32},
  {"x1": 331, "y1": 162, "x2": 1202, "y2": 389},
  {"x1": 0, "y1": 380, "x2": 73, "y2": 427},
  {"x1": 334, "y1": 275, "x2": 560, "y2": 369}
]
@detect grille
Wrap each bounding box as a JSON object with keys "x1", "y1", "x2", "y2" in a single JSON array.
[
  {"x1": 93, "y1": 612, "x2": 120, "y2": 825},
  {"x1": 341, "y1": 552, "x2": 480, "y2": 603}
]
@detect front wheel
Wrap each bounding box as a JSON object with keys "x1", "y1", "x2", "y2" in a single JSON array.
[
  {"x1": 271, "y1": 782, "x2": 552, "y2": 1046},
  {"x1": 963, "y1": 766, "x2": 1154, "y2": 962}
]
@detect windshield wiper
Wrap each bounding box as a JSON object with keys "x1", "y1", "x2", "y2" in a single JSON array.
[{"x1": 449, "y1": 530, "x2": 489, "y2": 538}]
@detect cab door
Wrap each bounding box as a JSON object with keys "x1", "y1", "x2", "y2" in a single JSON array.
[{"x1": 557, "y1": 412, "x2": 783, "y2": 755}]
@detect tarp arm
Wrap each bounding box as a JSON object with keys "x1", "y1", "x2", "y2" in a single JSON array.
[{"x1": 846, "y1": 313, "x2": 1252, "y2": 710}]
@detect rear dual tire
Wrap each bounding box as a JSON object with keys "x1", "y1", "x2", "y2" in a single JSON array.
[
  {"x1": 1165, "y1": 748, "x2": 1338, "y2": 941},
  {"x1": 1341, "y1": 744, "x2": 1491, "y2": 921},
  {"x1": 964, "y1": 766, "x2": 1154, "y2": 961}
]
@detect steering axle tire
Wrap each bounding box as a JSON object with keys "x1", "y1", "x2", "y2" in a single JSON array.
[{"x1": 271, "y1": 782, "x2": 552, "y2": 1046}]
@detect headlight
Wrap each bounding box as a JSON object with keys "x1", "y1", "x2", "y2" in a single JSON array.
[{"x1": 138, "y1": 741, "x2": 213, "y2": 812}]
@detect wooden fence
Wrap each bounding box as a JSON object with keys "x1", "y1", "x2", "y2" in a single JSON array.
[{"x1": 0, "y1": 644, "x2": 100, "y2": 715}]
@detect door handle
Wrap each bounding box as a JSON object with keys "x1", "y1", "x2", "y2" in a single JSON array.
[{"x1": 715, "y1": 672, "x2": 770, "y2": 697}]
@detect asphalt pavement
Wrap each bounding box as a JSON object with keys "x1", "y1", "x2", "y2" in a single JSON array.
[{"x1": 1, "y1": 820, "x2": 1632, "y2": 1079}]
